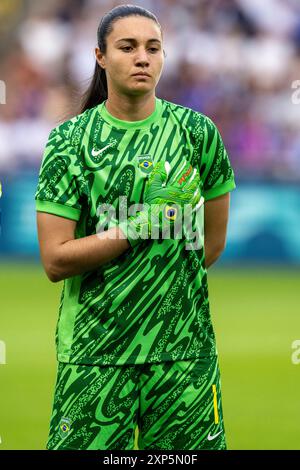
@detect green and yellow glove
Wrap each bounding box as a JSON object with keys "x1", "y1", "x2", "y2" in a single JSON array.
[{"x1": 119, "y1": 159, "x2": 203, "y2": 248}]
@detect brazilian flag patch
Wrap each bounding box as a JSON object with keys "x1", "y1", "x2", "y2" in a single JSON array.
[
  {"x1": 59, "y1": 417, "x2": 72, "y2": 439},
  {"x1": 137, "y1": 154, "x2": 153, "y2": 174},
  {"x1": 164, "y1": 204, "x2": 178, "y2": 221}
]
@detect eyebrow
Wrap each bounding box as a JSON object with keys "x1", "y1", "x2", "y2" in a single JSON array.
[{"x1": 115, "y1": 38, "x2": 161, "y2": 45}]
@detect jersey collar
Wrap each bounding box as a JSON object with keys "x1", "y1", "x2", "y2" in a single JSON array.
[{"x1": 98, "y1": 97, "x2": 163, "y2": 130}]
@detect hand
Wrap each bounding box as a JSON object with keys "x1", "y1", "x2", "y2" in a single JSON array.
[{"x1": 120, "y1": 159, "x2": 203, "y2": 248}]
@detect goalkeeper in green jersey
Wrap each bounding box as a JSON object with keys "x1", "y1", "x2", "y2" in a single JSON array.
[{"x1": 35, "y1": 4, "x2": 235, "y2": 451}]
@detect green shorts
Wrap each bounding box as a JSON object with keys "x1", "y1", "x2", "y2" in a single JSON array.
[{"x1": 46, "y1": 355, "x2": 226, "y2": 450}]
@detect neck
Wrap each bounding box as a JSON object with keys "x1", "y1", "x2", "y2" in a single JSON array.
[{"x1": 104, "y1": 91, "x2": 156, "y2": 121}]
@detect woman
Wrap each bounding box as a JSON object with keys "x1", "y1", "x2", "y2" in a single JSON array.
[{"x1": 35, "y1": 4, "x2": 235, "y2": 450}]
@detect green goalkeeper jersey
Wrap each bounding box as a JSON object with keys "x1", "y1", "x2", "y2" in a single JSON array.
[{"x1": 35, "y1": 97, "x2": 235, "y2": 366}]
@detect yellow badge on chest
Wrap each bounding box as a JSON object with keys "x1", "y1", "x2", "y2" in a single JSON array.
[{"x1": 137, "y1": 155, "x2": 153, "y2": 174}]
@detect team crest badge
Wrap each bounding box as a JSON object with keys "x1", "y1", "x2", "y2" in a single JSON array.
[
  {"x1": 137, "y1": 154, "x2": 153, "y2": 174},
  {"x1": 59, "y1": 417, "x2": 72, "y2": 439}
]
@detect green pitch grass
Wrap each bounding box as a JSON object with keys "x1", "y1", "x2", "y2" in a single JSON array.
[{"x1": 0, "y1": 263, "x2": 299, "y2": 450}]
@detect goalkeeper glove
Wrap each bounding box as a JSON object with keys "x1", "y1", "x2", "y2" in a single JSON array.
[{"x1": 119, "y1": 158, "x2": 203, "y2": 248}]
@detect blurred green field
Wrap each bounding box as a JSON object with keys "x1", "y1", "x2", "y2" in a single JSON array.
[{"x1": 0, "y1": 263, "x2": 299, "y2": 450}]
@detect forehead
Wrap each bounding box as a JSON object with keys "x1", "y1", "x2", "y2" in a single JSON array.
[{"x1": 108, "y1": 15, "x2": 162, "y2": 43}]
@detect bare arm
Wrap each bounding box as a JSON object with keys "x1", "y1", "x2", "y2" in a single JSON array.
[
  {"x1": 37, "y1": 212, "x2": 130, "y2": 283},
  {"x1": 204, "y1": 192, "x2": 230, "y2": 268}
]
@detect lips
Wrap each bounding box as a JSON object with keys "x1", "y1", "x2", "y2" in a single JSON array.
[{"x1": 132, "y1": 72, "x2": 150, "y2": 77}]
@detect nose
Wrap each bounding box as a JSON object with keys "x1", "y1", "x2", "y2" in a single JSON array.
[{"x1": 134, "y1": 47, "x2": 150, "y2": 67}]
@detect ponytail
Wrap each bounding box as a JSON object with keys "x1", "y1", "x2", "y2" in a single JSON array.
[
  {"x1": 80, "y1": 62, "x2": 107, "y2": 113},
  {"x1": 79, "y1": 4, "x2": 161, "y2": 114}
]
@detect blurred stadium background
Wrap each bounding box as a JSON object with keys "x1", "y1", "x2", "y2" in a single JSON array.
[{"x1": 0, "y1": 0, "x2": 300, "y2": 450}]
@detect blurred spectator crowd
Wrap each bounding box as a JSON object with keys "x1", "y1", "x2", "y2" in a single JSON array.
[{"x1": 0, "y1": 0, "x2": 300, "y2": 181}]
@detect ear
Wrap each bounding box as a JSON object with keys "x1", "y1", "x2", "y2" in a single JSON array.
[{"x1": 95, "y1": 47, "x2": 106, "y2": 69}]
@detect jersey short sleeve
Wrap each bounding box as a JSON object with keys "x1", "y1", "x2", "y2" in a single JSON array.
[
  {"x1": 35, "y1": 126, "x2": 82, "y2": 221},
  {"x1": 200, "y1": 116, "x2": 236, "y2": 201}
]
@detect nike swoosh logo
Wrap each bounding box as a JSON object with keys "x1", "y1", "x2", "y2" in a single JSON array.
[
  {"x1": 207, "y1": 430, "x2": 222, "y2": 441},
  {"x1": 91, "y1": 143, "x2": 114, "y2": 157}
]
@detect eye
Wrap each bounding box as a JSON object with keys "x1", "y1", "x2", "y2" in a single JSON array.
[
  {"x1": 121, "y1": 46, "x2": 132, "y2": 52},
  {"x1": 149, "y1": 48, "x2": 159, "y2": 53}
]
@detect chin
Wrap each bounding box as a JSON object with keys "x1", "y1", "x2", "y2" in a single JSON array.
[{"x1": 126, "y1": 87, "x2": 152, "y2": 97}]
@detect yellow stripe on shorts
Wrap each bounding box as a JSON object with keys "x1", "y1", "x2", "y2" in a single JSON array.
[{"x1": 212, "y1": 384, "x2": 219, "y2": 424}]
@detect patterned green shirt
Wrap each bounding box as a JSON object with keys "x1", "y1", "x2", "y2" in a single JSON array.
[{"x1": 35, "y1": 97, "x2": 236, "y2": 366}]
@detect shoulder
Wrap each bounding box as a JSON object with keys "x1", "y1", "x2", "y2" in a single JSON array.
[
  {"x1": 48, "y1": 106, "x2": 98, "y2": 149},
  {"x1": 159, "y1": 98, "x2": 215, "y2": 130},
  {"x1": 160, "y1": 97, "x2": 197, "y2": 117}
]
